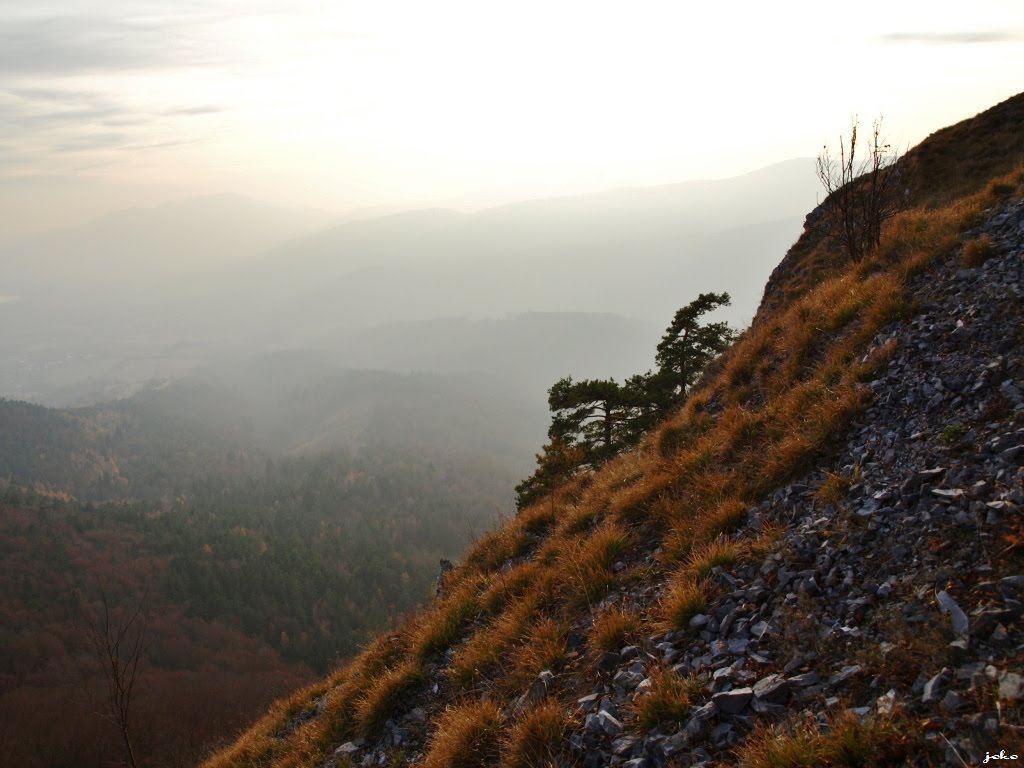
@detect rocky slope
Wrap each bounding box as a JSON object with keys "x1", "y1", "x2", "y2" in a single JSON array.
[
  {"x1": 560, "y1": 195, "x2": 1024, "y2": 767},
  {"x1": 202, "y1": 101, "x2": 1023, "y2": 768}
]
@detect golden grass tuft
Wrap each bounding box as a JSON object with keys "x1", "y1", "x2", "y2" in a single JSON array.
[
  {"x1": 736, "y1": 712, "x2": 907, "y2": 768},
  {"x1": 703, "y1": 497, "x2": 750, "y2": 537},
  {"x1": 354, "y1": 660, "x2": 424, "y2": 739},
  {"x1": 449, "y1": 594, "x2": 538, "y2": 689},
  {"x1": 661, "y1": 576, "x2": 709, "y2": 630},
  {"x1": 685, "y1": 537, "x2": 741, "y2": 578},
  {"x1": 558, "y1": 524, "x2": 628, "y2": 606},
  {"x1": 201, "y1": 634, "x2": 411, "y2": 768},
  {"x1": 411, "y1": 578, "x2": 483, "y2": 662},
  {"x1": 463, "y1": 524, "x2": 533, "y2": 573},
  {"x1": 961, "y1": 233, "x2": 994, "y2": 268},
  {"x1": 506, "y1": 617, "x2": 568, "y2": 690},
  {"x1": 659, "y1": 491, "x2": 746, "y2": 565},
  {"x1": 815, "y1": 471, "x2": 854, "y2": 507},
  {"x1": 420, "y1": 699, "x2": 503, "y2": 768},
  {"x1": 517, "y1": 499, "x2": 560, "y2": 536},
  {"x1": 502, "y1": 700, "x2": 570, "y2": 768},
  {"x1": 633, "y1": 668, "x2": 704, "y2": 730},
  {"x1": 608, "y1": 469, "x2": 677, "y2": 523},
  {"x1": 588, "y1": 604, "x2": 643, "y2": 655},
  {"x1": 479, "y1": 561, "x2": 543, "y2": 616}
]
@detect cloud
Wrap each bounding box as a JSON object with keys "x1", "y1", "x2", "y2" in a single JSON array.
[
  {"x1": 0, "y1": 86, "x2": 221, "y2": 158},
  {"x1": 0, "y1": 2, "x2": 335, "y2": 79},
  {"x1": 161, "y1": 105, "x2": 228, "y2": 117},
  {"x1": 0, "y1": 88, "x2": 133, "y2": 134},
  {"x1": 0, "y1": 16, "x2": 182, "y2": 76},
  {"x1": 882, "y1": 30, "x2": 1024, "y2": 45}
]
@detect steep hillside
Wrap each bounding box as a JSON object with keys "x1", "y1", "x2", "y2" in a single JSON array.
[{"x1": 203, "y1": 101, "x2": 1024, "y2": 767}]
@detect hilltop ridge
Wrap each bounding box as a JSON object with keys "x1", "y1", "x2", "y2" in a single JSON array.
[{"x1": 203, "y1": 97, "x2": 1024, "y2": 767}]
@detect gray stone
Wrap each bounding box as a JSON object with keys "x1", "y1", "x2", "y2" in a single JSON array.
[
  {"x1": 828, "y1": 665, "x2": 862, "y2": 687},
  {"x1": 876, "y1": 689, "x2": 898, "y2": 715},
  {"x1": 921, "y1": 669, "x2": 949, "y2": 703},
  {"x1": 752, "y1": 674, "x2": 790, "y2": 704},
  {"x1": 788, "y1": 671, "x2": 821, "y2": 687},
  {"x1": 936, "y1": 590, "x2": 970, "y2": 636},
  {"x1": 999, "y1": 672, "x2": 1023, "y2": 702},
  {"x1": 334, "y1": 742, "x2": 361, "y2": 757},
  {"x1": 611, "y1": 735, "x2": 638, "y2": 756},
  {"x1": 595, "y1": 709, "x2": 624, "y2": 736},
  {"x1": 613, "y1": 669, "x2": 645, "y2": 691},
  {"x1": 712, "y1": 687, "x2": 752, "y2": 714}
]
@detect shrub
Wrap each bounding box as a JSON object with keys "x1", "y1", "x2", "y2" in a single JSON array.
[{"x1": 941, "y1": 424, "x2": 966, "y2": 445}]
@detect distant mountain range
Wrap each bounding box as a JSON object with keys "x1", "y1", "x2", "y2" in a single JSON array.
[{"x1": 0, "y1": 158, "x2": 818, "y2": 405}]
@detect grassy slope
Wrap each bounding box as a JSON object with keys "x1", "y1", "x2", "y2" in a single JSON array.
[{"x1": 201, "y1": 96, "x2": 1024, "y2": 768}]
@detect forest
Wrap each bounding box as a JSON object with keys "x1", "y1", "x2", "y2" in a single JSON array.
[{"x1": 0, "y1": 393, "x2": 518, "y2": 766}]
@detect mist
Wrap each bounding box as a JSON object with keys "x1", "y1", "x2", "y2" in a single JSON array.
[{"x1": 2, "y1": 159, "x2": 817, "y2": 410}]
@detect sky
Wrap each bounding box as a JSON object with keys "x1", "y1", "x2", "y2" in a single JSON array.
[{"x1": 0, "y1": 0, "x2": 1022, "y2": 238}]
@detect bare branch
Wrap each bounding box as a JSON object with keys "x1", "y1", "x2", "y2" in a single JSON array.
[
  {"x1": 75, "y1": 578, "x2": 148, "y2": 768},
  {"x1": 813, "y1": 116, "x2": 904, "y2": 261}
]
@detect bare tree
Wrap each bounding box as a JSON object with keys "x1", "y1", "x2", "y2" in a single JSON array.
[
  {"x1": 815, "y1": 117, "x2": 904, "y2": 261},
  {"x1": 78, "y1": 580, "x2": 149, "y2": 768}
]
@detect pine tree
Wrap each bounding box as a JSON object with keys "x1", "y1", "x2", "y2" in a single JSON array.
[
  {"x1": 513, "y1": 437, "x2": 586, "y2": 510},
  {"x1": 655, "y1": 292, "x2": 736, "y2": 398},
  {"x1": 547, "y1": 377, "x2": 631, "y2": 466}
]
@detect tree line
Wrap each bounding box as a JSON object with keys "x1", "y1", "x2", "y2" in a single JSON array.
[{"x1": 515, "y1": 292, "x2": 736, "y2": 508}]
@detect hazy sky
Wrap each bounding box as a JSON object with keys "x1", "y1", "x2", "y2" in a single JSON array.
[{"x1": 1, "y1": 0, "x2": 1021, "y2": 236}]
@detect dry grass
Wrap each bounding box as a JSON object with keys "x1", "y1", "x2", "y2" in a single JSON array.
[
  {"x1": 449, "y1": 595, "x2": 537, "y2": 689},
  {"x1": 815, "y1": 471, "x2": 854, "y2": 507},
  {"x1": 506, "y1": 617, "x2": 568, "y2": 691},
  {"x1": 502, "y1": 700, "x2": 570, "y2": 768},
  {"x1": 479, "y1": 561, "x2": 543, "y2": 615},
  {"x1": 201, "y1": 634, "x2": 409, "y2": 768},
  {"x1": 463, "y1": 524, "x2": 532, "y2": 573},
  {"x1": 661, "y1": 576, "x2": 709, "y2": 630},
  {"x1": 588, "y1": 604, "x2": 643, "y2": 655},
  {"x1": 420, "y1": 699, "x2": 504, "y2": 768},
  {"x1": 558, "y1": 524, "x2": 628, "y2": 606},
  {"x1": 633, "y1": 668, "x2": 704, "y2": 730},
  {"x1": 684, "y1": 537, "x2": 742, "y2": 578},
  {"x1": 411, "y1": 578, "x2": 483, "y2": 662},
  {"x1": 516, "y1": 499, "x2": 561, "y2": 537},
  {"x1": 962, "y1": 233, "x2": 995, "y2": 268},
  {"x1": 354, "y1": 660, "x2": 425, "y2": 739},
  {"x1": 659, "y1": 494, "x2": 745, "y2": 564},
  {"x1": 703, "y1": 497, "x2": 750, "y2": 537},
  {"x1": 854, "y1": 611, "x2": 952, "y2": 689},
  {"x1": 736, "y1": 712, "x2": 908, "y2": 768}
]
